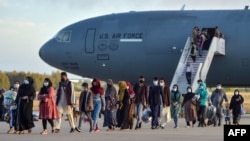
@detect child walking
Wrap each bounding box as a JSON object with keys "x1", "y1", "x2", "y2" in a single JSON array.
[
  {"x1": 223, "y1": 103, "x2": 231, "y2": 125},
  {"x1": 75, "y1": 83, "x2": 94, "y2": 132}
]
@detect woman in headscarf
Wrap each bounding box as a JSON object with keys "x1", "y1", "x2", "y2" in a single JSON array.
[
  {"x1": 229, "y1": 89, "x2": 244, "y2": 125},
  {"x1": 182, "y1": 86, "x2": 197, "y2": 127},
  {"x1": 170, "y1": 84, "x2": 182, "y2": 128},
  {"x1": 15, "y1": 76, "x2": 36, "y2": 134},
  {"x1": 196, "y1": 82, "x2": 209, "y2": 127},
  {"x1": 90, "y1": 78, "x2": 105, "y2": 132},
  {"x1": 103, "y1": 79, "x2": 118, "y2": 131},
  {"x1": 116, "y1": 81, "x2": 130, "y2": 130},
  {"x1": 38, "y1": 78, "x2": 59, "y2": 135}
]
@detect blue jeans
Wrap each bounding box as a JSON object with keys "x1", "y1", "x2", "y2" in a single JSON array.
[
  {"x1": 92, "y1": 99, "x2": 102, "y2": 129},
  {"x1": 198, "y1": 46, "x2": 202, "y2": 56},
  {"x1": 10, "y1": 109, "x2": 17, "y2": 127},
  {"x1": 134, "y1": 103, "x2": 143, "y2": 127}
]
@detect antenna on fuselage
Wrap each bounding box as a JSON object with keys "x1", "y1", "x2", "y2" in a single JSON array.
[
  {"x1": 180, "y1": 4, "x2": 185, "y2": 11},
  {"x1": 244, "y1": 5, "x2": 249, "y2": 10}
]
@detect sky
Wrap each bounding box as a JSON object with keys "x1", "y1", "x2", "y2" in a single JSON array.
[{"x1": 0, "y1": 0, "x2": 249, "y2": 79}]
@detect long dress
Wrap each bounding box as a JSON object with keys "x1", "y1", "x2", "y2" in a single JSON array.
[
  {"x1": 229, "y1": 94, "x2": 244, "y2": 124},
  {"x1": 182, "y1": 93, "x2": 197, "y2": 123},
  {"x1": 103, "y1": 85, "x2": 118, "y2": 128},
  {"x1": 15, "y1": 83, "x2": 36, "y2": 131},
  {"x1": 38, "y1": 86, "x2": 59, "y2": 120},
  {"x1": 117, "y1": 89, "x2": 130, "y2": 129}
]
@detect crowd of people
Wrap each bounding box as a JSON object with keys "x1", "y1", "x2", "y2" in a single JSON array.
[{"x1": 0, "y1": 72, "x2": 245, "y2": 135}]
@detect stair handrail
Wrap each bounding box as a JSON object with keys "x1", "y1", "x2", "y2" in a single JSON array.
[
  {"x1": 170, "y1": 37, "x2": 191, "y2": 89},
  {"x1": 215, "y1": 38, "x2": 226, "y2": 55},
  {"x1": 191, "y1": 63, "x2": 203, "y2": 92},
  {"x1": 200, "y1": 37, "x2": 219, "y2": 82}
]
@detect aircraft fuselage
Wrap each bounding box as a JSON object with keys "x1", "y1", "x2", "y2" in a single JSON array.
[{"x1": 39, "y1": 9, "x2": 250, "y2": 86}]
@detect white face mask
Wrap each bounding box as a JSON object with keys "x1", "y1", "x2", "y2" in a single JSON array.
[
  {"x1": 24, "y1": 80, "x2": 29, "y2": 85},
  {"x1": 43, "y1": 82, "x2": 49, "y2": 87},
  {"x1": 159, "y1": 82, "x2": 164, "y2": 87},
  {"x1": 173, "y1": 88, "x2": 177, "y2": 92},
  {"x1": 153, "y1": 81, "x2": 158, "y2": 86},
  {"x1": 82, "y1": 87, "x2": 88, "y2": 92},
  {"x1": 216, "y1": 86, "x2": 221, "y2": 89},
  {"x1": 187, "y1": 89, "x2": 191, "y2": 93},
  {"x1": 235, "y1": 92, "x2": 239, "y2": 95},
  {"x1": 13, "y1": 84, "x2": 20, "y2": 89}
]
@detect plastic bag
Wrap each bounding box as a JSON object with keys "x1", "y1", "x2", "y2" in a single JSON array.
[
  {"x1": 141, "y1": 107, "x2": 152, "y2": 123},
  {"x1": 241, "y1": 104, "x2": 246, "y2": 115}
]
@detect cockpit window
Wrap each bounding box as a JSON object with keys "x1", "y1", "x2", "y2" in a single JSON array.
[{"x1": 55, "y1": 31, "x2": 71, "y2": 42}]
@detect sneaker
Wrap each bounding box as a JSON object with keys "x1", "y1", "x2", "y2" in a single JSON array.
[
  {"x1": 94, "y1": 127, "x2": 100, "y2": 132},
  {"x1": 70, "y1": 128, "x2": 75, "y2": 133},
  {"x1": 138, "y1": 122, "x2": 142, "y2": 129},
  {"x1": 89, "y1": 129, "x2": 93, "y2": 132},
  {"x1": 40, "y1": 130, "x2": 48, "y2": 135},
  {"x1": 7, "y1": 128, "x2": 15, "y2": 134},
  {"x1": 135, "y1": 126, "x2": 139, "y2": 130},
  {"x1": 55, "y1": 129, "x2": 60, "y2": 133},
  {"x1": 173, "y1": 126, "x2": 179, "y2": 128},
  {"x1": 75, "y1": 127, "x2": 81, "y2": 132}
]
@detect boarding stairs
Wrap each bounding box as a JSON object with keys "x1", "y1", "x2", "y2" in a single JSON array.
[{"x1": 170, "y1": 36, "x2": 225, "y2": 94}]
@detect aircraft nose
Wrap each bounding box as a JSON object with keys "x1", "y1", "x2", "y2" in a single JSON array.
[
  {"x1": 39, "y1": 44, "x2": 46, "y2": 62},
  {"x1": 39, "y1": 41, "x2": 53, "y2": 64}
]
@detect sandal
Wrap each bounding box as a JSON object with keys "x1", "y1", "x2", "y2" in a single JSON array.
[
  {"x1": 40, "y1": 130, "x2": 48, "y2": 135},
  {"x1": 52, "y1": 127, "x2": 56, "y2": 133},
  {"x1": 19, "y1": 130, "x2": 25, "y2": 134}
]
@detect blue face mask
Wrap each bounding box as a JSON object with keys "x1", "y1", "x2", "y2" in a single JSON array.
[
  {"x1": 43, "y1": 82, "x2": 49, "y2": 87},
  {"x1": 24, "y1": 80, "x2": 29, "y2": 85},
  {"x1": 199, "y1": 86, "x2": 203, "y2": 89}
]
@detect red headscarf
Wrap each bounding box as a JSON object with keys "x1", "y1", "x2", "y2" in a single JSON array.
[
  {"x1": 126, "y1": 81, "x2": 135, "y2": 95},
  {"x1": 91, "y1": 78, "x2": 104, "y2": 95}
]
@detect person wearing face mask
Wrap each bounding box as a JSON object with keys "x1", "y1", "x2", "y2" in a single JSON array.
[
  {"x1": 133, "y1": 76, "x2": 148, "y2": 130},
  {"x1": 182, "y1": 86, "x2": 197, "y2": 127},
  {"x1": 15, "y1": 76, "x2": 36, "y2": 134},
  {"x1": 4, "y1": 80, "x2": 20, "y2": 134},
  {"x1": 148, "y1": 77, "x2": 165, "y2": 129},
  {"x1": 229, "y1": 89, "x2": 244, "y2": 125},
  {"x1": 38, "y1": 78, "x2": 59, "y2": 135},
  {"x1": 170, "y1": 84, "x2": 182, "y2": 128},
  {"x1": 158, "y1": 77, "x2": 171, "y2": 129},
  {"x1": 103, "y1": 79, "x2": 118, "y2": 131},
  {"x1": 55, "y1": 72, "x2": 76, "y2": 133},
  {"x1": 210, "y1": 83, "x2": 228, "y2": 127},
  {"x1": 75, "y1": 82, "x2": 93, "y2": 133},
  {"x1": 196, "y1": 82, "x2": 209, "y2": 127}
]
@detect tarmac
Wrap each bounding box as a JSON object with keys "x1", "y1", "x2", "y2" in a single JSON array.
[{"x1": 0, "y1": 114, "x2": 249, "y2": 141}]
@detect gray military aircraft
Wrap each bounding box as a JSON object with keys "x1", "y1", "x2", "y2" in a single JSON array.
[{"x1": 39, "y1": 6, "x2": 250, "y2": 90}]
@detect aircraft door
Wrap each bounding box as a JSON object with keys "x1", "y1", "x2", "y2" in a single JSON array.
[{"x1": 85, "y1": 28, "x2": 96, "y2": 54}]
